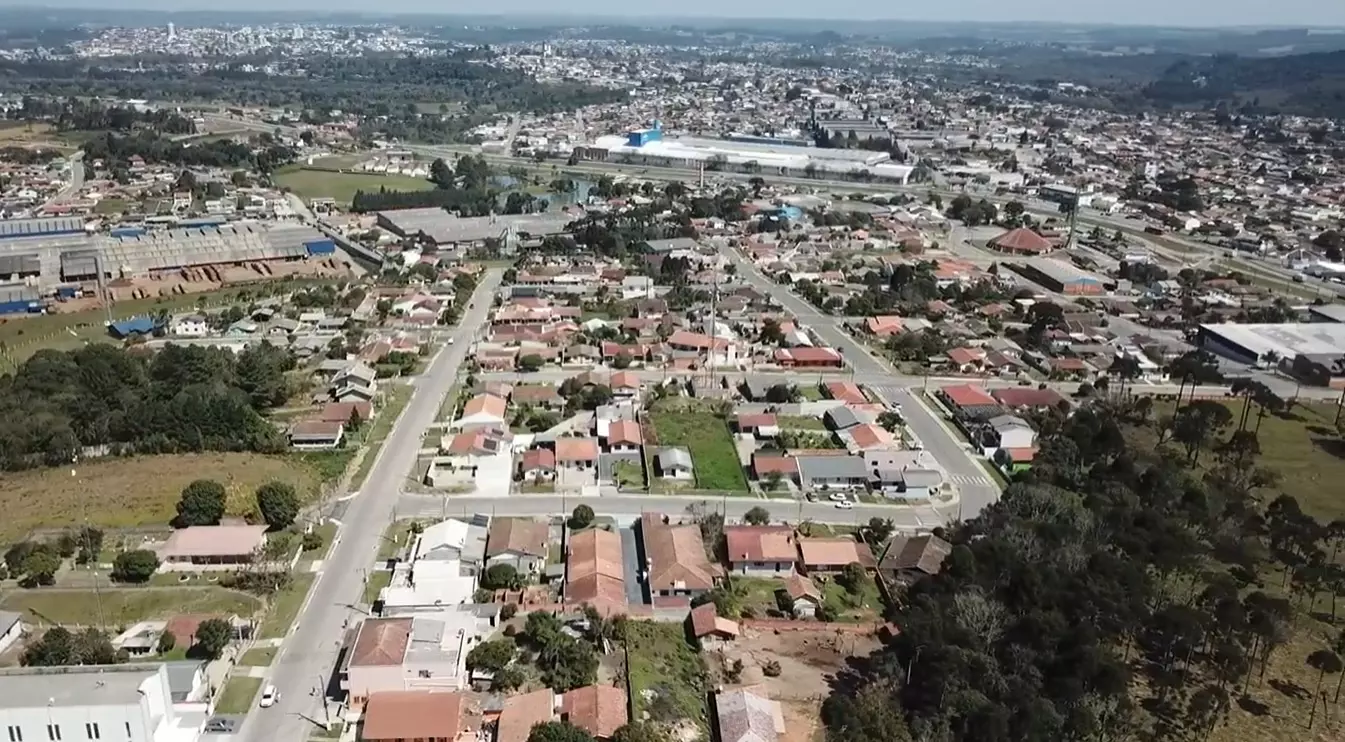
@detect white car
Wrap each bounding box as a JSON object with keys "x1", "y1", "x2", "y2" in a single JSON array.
[
  {"x1": 259, "y1": 685, "x2": 279, "y2": 708},
  {"x1": 827, "y1": 492, "x2": 847, "y2": 502},
  {"x1": 834, "y1": 500, "x2": 855, "y2": 509}
]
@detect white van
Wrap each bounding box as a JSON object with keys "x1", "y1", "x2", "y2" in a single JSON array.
[{"x1": 259, "y1": 685, "x2": 278, "y2": 708}]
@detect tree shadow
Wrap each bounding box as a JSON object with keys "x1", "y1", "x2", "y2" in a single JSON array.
[
  {"x1": 1310, "y1": 610, "x2": 1341, "y2": 625},
  {"x1": 1268, "y1": 678, "x2": 1310, "y2": 700},
  {"x1": 1309, "y1": 436, "x2": 1345, "y2": 462},
  {"x1": 1236, "y1": 694, "x2": 1272, "y2": 717}
]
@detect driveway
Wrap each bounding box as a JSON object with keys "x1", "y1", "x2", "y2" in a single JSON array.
[{"x1": 619, "y1": 527, "x2": 648, "y2": 605}]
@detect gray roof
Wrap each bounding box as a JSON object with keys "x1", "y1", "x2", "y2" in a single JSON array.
[
  {"x1": 824, "y1": 407, "x2": 863, "y2": 431},
  {"x1": 796, "y1": 455, "x2": 868, "y2": 481},
  {"x1": 163, "y1": 661, "x2": 206, "y2": 703},
  {"x1": 0, "y1": 664, "x2": 163, "y2": 709},
  {"x1": 0, "y1": 252, "x2": 41, "y2": 274},
  {"x1": 902, "y1": 469, "x2": 944, "y2": 488},
  {"x1": 0, "y1": 283, "x2": 39, "y2": 303},
  {"x1": 654, "y1": 446, "x2": 694, "y2": 471},
  {"x1": 644, "y1": 237, "x2": 699, "y2": 253},
  {"x1": 0, "y1": 611, "x2": 20, "y2": 635},
  {"x1": 377, "y1": 208, "x2": 572, "y2": 244},
  {"x1": 988, "y1": 415, "x2": 1032, "y2": 431},
  {"x1": 0, "y1": 216, "x2": 84, "y2": 238}
]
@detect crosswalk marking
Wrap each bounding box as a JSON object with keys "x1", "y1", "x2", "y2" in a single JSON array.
[{"x1": 949, "y1": 474, "x2": 993, "y2": 486}]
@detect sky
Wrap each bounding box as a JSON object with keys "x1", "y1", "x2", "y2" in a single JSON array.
[{"x1": 5, "y1": 0, "x2": 1345, "y2": 28}]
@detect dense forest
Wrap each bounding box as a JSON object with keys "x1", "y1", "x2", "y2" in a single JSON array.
[
  {"x1": 82, "y1": 131, "x2": 295, "y2": 173},
  {"x1": 5, "y1": 97, "x2": 197, "y2": 135},
  {"x1": 823, "y1": 388, "x2": 1344, "y2": 741},
  {"x1": 1140, "y1": 50, "x2": 1345, "y2": 118},
  {"x1": 0, "y1": 343, "x2": 294, "y2": 471}
]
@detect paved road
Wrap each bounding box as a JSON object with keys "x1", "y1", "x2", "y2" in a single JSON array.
[
  {"x1": 393, "y1": 492, "x2": 952, "y2": 532},
  {"x1": 41, "y1": 152, "x2": 84, "y2": 209},
  {"x1": 237, "y1": 270, "x2": 502, "y2": 742}
]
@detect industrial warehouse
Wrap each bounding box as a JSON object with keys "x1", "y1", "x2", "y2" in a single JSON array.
[
  {"x1": 1197, "y1": 322, "x2": 1345, "y2": 367},
  {"x1": 375, "y1": 208, "x2": 574, "y2": 250},
  {"x1": 575, "y1": 123, "x2": 917, "y2": 183},
  {"x1": 1008, "y1": 257, "x2": 1114, "y2": 296},
  {"x1": 0, "y1": 217, "x2": 346, "y2": 315}
]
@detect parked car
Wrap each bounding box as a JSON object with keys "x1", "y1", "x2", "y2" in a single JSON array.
[
  {"x1": 828, "y1": 492, "x2": 847, "y2": 502},
  {"x1": 834, "y1": 500, "x2": 854, "y2": 510},
  {"x1": 204, "y1": 719, "x2": 237, "y2": 734}
]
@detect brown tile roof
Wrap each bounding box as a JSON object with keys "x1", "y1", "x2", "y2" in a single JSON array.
[
  {"x1": 845, "y1": 424, "x2": 895, "y2": 451},
  {"x1": 824, "y1": 382, "x2": 867, "y2": 404},
  {"x1": 610, "y1": 371, "x2": 639, "y2": 390},
  {"x1": 555, "y1": 437, "x2": 600, "y2": 463},
  {"x1": 798, "y1": 537, "x2": 876, "y2": 569},
  {"x1": 461, "y1": 393, "x2": 507, "y2": 419},
  {"x1": 486, "y1": 518, "x2": 550, "y2": 559},
  {"x1": 607, "y1": 419, "x2": 643, "y2": 447},
  {"x1": 640, "y1": 514, "x2": 721, "y2": 592},
  {"x1": 688, "y1": 602, "x2": 740, "y2": 639},
  {"x1": 724, "y1": 526, "x2": 797, "y2": 564},
  {"x1": 319, "y1": 401, "x2": 373, "y2": 423},
  {"x1": 736, "y1": 413, "x2": 777, "y2": 429},
  {"x1": 561, "y1": 685, "x2": 628, "y2": 739},
  {"x1": 159, "y1": 525, "x2": 268, "y2": 559},
  {"x1": 512, "y1": 385, "x2": 562, "y2": 404},
  {"x1": 567, "y1": 529, "x2": 626, "y2": 608},
  {"x1": 362, "y1": 691, "x2": 477, "y2": 741},
  {"x1": 939, "y1": 384, "x2": 998, "y2": 408},
  {"x1": 751, "y1": 454, "x2": 798, "y2": 478},
  {"x1": 290, "y1": 420, "x2": 344, "y2": 438},
  {"x1": 990, "y1": 227, "x2": 1054, "y2": 254},
  {"x1": 520, "y1": 448, "x2": 557, "y2": 471},
  {"x1": 349, "y1": 617, "x2": 413, "y2": 667},
  {"x1": 497, "y1": 690, "x2": 555, "y2": 742},
  {"x1": 881, "y1": 535, "x2": 952, "y2": 576},
  {"x1": 781, "y1": 573, "x2": 821, "y2": 602}
]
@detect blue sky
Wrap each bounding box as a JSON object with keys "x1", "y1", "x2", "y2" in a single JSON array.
[{"x1": 6, "y1": 0, "x2": 1345, "y2": 27}]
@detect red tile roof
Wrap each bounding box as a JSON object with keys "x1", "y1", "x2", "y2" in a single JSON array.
[
  {"x1": 363, "y1": 691, "x2": 476, "y2": 742},
  {"x1": 725, "y1": 526, "x2": 798, "y2": 563},
  {"x1": 607, "y1": 419, "x2": 643, "y2": 447},
  {"x1": 497, "y1": 690, "x2": 556, "y2": 742},
  {"x1": 640, "y1": 514, "x2": 722, "y2": 592},
  {"x1": 736, "y1": 413, "x2": 778, "y2": 429},
  {"x1": 990, "y1": 227, "x2": 1053, "y2": 254},
  {"x1": 939, "y1": 384, "x2": 998, "y2": 408},
  {"x1": 555, "y1": 437, "x2": 600, "y2": 462},
  {"x1": 561, "y1": 685, "x2": 628, "y2": 739},
  {"x1": 798, "y1": 537, "x2": 876, "y2": 568},
  {"x1": 567, "y1": 529, "x2": 626, "y2": 609},
  {"x1": 349, "y1": 617, "x2": 413, "y2": 667},
  {"x1": 688, "y1": 602, "x2": 740, "y2": 639}
]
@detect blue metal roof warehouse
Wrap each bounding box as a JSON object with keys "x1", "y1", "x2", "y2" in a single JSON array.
[{"x1": 0, "y1": 217, "x2": 85, "y2": 240}]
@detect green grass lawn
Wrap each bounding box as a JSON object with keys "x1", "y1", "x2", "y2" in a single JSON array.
[
  {"x1": 378, "y1": 520, "x2": 422, "y2": 561},
  {"x1": 777, "y1": 415, "x2": 827, "y2": 431},
  {"x1": 94, "y1": 198, "x2": 130, "y2": 215},
  {"x1": 363, "y1": 570, "x2": 392, "y2": 605},
  {"x1": 799, "y1": 386, "x2": 824, "y2": 401},
  {"x1": 650, "y1": 407, "x2": 748, "y2": 491},
  {"x1": 215, "y1": 677, "x2": 263, "y2": 714},
  {"x1": 1, "y1": 587, "x2": 261, "y2": 628},
  {"x1": 272, "y1": 167, "x2": 434, "y2": 205},
  {"x1": 259, "y1": 573, "x2": 315, "y2": 639},
  {"x1": 821, "y1": 574, "x2": 884, "y2": 622},
  {"x1": 1145, "y1": 399, "x2": 1345, "y2": 522},
  {"x1": 623, "y1": 621, "x2": 709, "y2": 732},
  {"x1": 351, "y1": 385, "x2": 414, "y2": 488},
  {"x1": 303, "y1": 522, "x2": 339, "y2": 559},
  {"x1": 239, "y1": 647, "x2": 278, "y2": 666},
  {"x1": 613, "y1": 460, "x2": 645, "y2": 489},
  {"x1": 724, "y1": 576, "x2": 786, "y2": 618}
]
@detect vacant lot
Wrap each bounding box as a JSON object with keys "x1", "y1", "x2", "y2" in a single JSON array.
[
  {"x1": 272, "y1": 167, "x2": 433, "y2": 205},
  {"x1": 624, "y1": 620, "x2": 709, "y2": 737},
  {"x1": 259, "y1": 573, "x2": 315, "y2": 639},
  {"x1": 239, "y1": 647, "x2": 278, "y2": 666},
  {"x1": 0, "y1": 587, "x2": 261, "y2": 627},
  {"x1": 650, "y1": 404, "x2": 749, "y2": 491},
  {"x1": 707, "y1": 626, "x2": 881, "y2": 742},
  {"x1": 0, "y1": 453, "x2": 326, "y2": 541}
]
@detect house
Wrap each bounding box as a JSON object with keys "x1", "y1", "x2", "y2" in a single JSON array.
[
  {"x1": 990, "y1": 387, "x2": 1067, "y2": 411},
  {"x1": 320, "y1": 401, "x2": 375, "y2": 426},
  {"x1": 333, "y1": 361, "x2": 378, "y2": 392},
  {"x1": 485, "y1": 518, "x2": 550, "y2": 576},
  {"x1": 604, "y1": 419, "x2": 643, "y2": 453},
  {"x1": 610, "y1": 371, "x2": 641, "y2": 398},
  {"x1": 880, "y1": 535, "x2": 953, "y2": 586},
  {"x1": 361, "y1": 691, "x2": 480, "y2": 742},
  {"x1": 518, "y1": 448, "x2": 557, "y2": 482},
  {"x1": 823, "y1": 406, "x2": 875, "y2": 432},
  {"x1": 333, "y1": 380, "x2": 378, "y2": 404},
  {"x1": 987, "y1": 226, "x2": 1054, "y2": 255},
  {"x1": 715, "y1": 687, "x2": 786, "y2": 742},
  {"x1": 566, "y1": 528, "x2": 627, "y2": 614},
  {"x1": 774, "y1": 347, "x2": 843, "y2": 368},
  {"x1": 455, "y1": 393, "x2": 508, "y2": 429},
  {"x1": 0, "y1": 664, "x2": 188, "y2": 742},
  {"x1": 0, "y1": 611, "x2": 21, "y2": 655},
  {"x1": 987, "y1": 415, "x2": 1036, "y2": 450},
  {"x1": 171, "y1": 315, "x2": 209, "y2": 337},
  {"x1": 496, "y1": 690, "x2": 557, "y2": 742},
  {"x1": 157, "y1": 525, "x2": 268, "y2": 569},
  {"x1": 411, "y1": 518, "x2": 488, "y2": 572},
  {"x1": 560, "y1": 685, "x2": 628, "y2": 740},
  {"x1": 511, "y1": 385, "x2": 564, "y2": 410},
  {"x1": 555, "y1": 437, "x2": 600, "y2": 470},
  {"x1": 778, "y1": 573, "x2": 822, "y2": 619},
  {"x1": 796, "y1": 455, "x2": 868, "y2": 491},
  {"x1": 938, "y1": 384, "x2": 1000, "y2": 418},
  {"x1": 341, "y1": 615, "x2": 484, "y2": 706},
  {"x1": 797, "y1": 537, "x2": 876, "y2": 575},
  {"x1": 824, "y1": 381, "x2": 867, "y2": 405},
  {"x1": 751, "y1": 454, "x2": 799, "y2": 485},
  {"x1": 840, "y1": 423, "x2": 896, "y2": 453},
  {"x1": 288, "y1": 420, "x2": 344, "y2": 449},
  {"x1": 724, "y1": 526, "x2": 798, "y2": 577},
  {"x1": 735, "y1": 413, "x2": 780, "y2": 439},
  {"x1": 865, "y1": 316, "x2": 904, "y2": 337},
  {"x1": 639, "y1": 513, "x2": 721, "y2": 597},
  {"x1": 651, "y1": 446, "x2": 695, "y2": 480},
  {"x1": 688, "y1": 602, "x2": 739, "y2": 646}
]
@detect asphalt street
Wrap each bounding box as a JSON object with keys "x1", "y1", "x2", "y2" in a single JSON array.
[{"x1": 235, "y1": 269, "x2": 503, "y2": 742}]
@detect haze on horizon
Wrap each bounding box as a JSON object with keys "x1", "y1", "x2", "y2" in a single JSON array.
[{"x1": 3, "y1": 0, "x2": 1345, "y2": 29}]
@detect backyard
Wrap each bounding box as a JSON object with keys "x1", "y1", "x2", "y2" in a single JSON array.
[
  {"x1": 0, "y1": 587, "x2": 261, "y2": 627},
  {"x1": 649, "y1": 400, "x2": 749, "y2": 492},
  {"x1": 623, "y1": 620, "x2": 709, "y2": 738},
  {"x1": 272, "y1": 167, "x2": 434, "y2": 205},
  {"x1": 0, "y1": 453, "x2": 327, "y2": 541}
]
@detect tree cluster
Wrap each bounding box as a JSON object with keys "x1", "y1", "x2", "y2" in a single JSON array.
[{"x1": 0, "y1": 343, "x2": 292, "y2": 471}]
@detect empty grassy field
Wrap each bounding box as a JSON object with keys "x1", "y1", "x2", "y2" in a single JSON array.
[
  {"x1": 0, "y1": 587, "x2": 261, "y2": 627},
  {"x1": 215, "y1": 677, "x2": 263, "y2": 715},
  {"x1": 650, "y1": 403, "x2": 749, "y2": 492},
  {"x1": 272, "y1": 167, "x2": 434, "y2": 205},
  {"x1": 239, "y1": 647, "x2": 278, "y2": 666},
  {"x1": 0, "y1": 453, "x2": 326, "y2": 541},
  {"x1": 623, "y1": 620, "x2": 709, "y2": 735},
  {"x1": 1145, "y1": 399, "x2": 1345, "y2": 523},
  {"x1": 259, "y1": 573, "x2": 315, "y2": 639}
]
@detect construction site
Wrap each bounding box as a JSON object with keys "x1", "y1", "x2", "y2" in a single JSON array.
[{"x1": 0, "y1": 220, "x2": 359, "y2": 314}]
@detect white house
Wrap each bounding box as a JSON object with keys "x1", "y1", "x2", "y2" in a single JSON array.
[
  {"x1": 171, "y1": 315, "x2": 210, "y2": 337},
  {"x1": 988, "y1": 415, "x2": 1036, "y2": 450},
  {"x1": 0, "y1": 664, "x2": 200, "y2": 742}
]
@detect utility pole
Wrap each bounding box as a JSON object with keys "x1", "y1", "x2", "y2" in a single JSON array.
[{"x1": 73, "y1": 459, "x2": 107, "y2": 630}]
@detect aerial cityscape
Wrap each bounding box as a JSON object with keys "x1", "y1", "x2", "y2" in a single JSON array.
[{"x1": 1, "y1": 6, "x2": 1345, "y2": 742}]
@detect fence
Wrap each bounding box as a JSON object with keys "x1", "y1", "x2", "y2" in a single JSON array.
[{"x1": 739, "y1": 617, "x2": 883, "y2": 635}]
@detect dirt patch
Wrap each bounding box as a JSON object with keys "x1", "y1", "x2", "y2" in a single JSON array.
[{"x1": 705, "y1": 625, "x2": 880, "y2": 742}]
